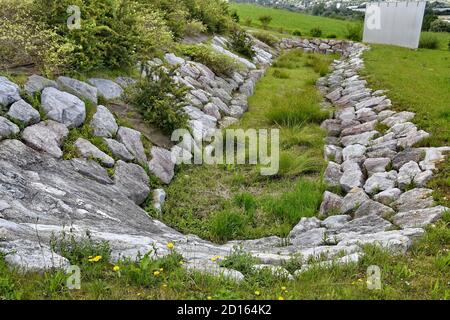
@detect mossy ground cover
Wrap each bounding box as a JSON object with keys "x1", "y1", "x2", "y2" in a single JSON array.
[{"x1": 157, "y1": 50, "x2": 334, "y2": 243}]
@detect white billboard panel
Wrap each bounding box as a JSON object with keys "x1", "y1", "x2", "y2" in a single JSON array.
[{"x1": 363, "y1": 1, "x2": 426, "y2": 49}]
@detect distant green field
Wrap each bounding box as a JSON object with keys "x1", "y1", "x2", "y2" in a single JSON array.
[{"x1": 230, "y1": 3, "x2": 358, "y2": 38}]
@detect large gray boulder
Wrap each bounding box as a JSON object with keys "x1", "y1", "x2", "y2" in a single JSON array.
[
  {"x1": 0, "y1": 76, "x2": 21, "y2": 107},
  {"x1": 41, "y1": 87, "x2": 86, "y2": 128},
  {"x1": 397, "y1": 161, "x2": 422, "y2": 189},
  {"x1": 373, "y1": 188, "x2": 402, "y2": 206},
  {"x1": 0, "y1": 117, "x2": 20, "y2": 141},
  {"x1": 57, "y1": 76, "x2": 98, "y2": 104},
  {"x1": 88, "y1": 78, "x2": 124, "y2": 100},
  {"x1": 24, "y1": 75, "x2": 57, "y2": 95},
  {"x1": 7, "y1": 99, "x2": 41, "y2": 125},
  {"x1": 116, "y1": 127, "x2": 147, "y2": 164},
  {"x1": 21, "y1": 120, "x2": 69, "y2": 158},
  {"x1": 90, "y1": 105, "x2": 118, "y2": 138},
  {"x1": 148, "y1": 147, "x2": 175, "y2": 184},
  {"x1": 74, "y1": 138, "x2": 115, "y2": 168},
  {"x1": 113, "y1": 160, "x2": 150, "y2": 205}
]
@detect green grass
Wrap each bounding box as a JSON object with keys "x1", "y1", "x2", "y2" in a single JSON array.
[
  {"x1": 157, "y1": 49, "x2": 335, "y2": 243},
  {"x1": 2, "y1": 216, "x2": 449, "y2": 300},
  {"x1": 363, "y1": 43, "x2": 450, "y2": 206},
  {"x1": 231, "y1": 3, "x2": 358, "y2": 38}
]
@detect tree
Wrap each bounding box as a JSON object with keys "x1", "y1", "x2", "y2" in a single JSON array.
[{"x1": 258, "y1": 15, "x2": 272, "y2": 29}]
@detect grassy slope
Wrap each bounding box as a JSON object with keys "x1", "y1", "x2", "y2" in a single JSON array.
[
  {"x1": 159, "y1": 50, "x2": 333, "y2": 243},
  {"x1": 363, "y1": 44, "x2": 450, "y2": 206},
  {"x1": 231, "y1": 3, "x2": 357, "y2": 38}
]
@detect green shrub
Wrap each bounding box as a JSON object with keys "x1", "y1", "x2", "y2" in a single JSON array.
[
  {"x1": 419, "y1": 34, "x2": 439, "y2": 49},
  {"x1": 177, "y1": 44, "x2": 241, "y2": 76},
  {"x1": 292, "y1": 30, "x2": 302, "y2": 37},
  {"x1": 429, "y1": 19, "x2": 450, "y2": 32},
  {"x1": 0, "y1": 0, "x2": 73, "y2": 75},
  {"x1": 229, "y1": 27, "x2": 255, "y2": 59},
  {"x1": 258, "y1": 15, "x2": 273, "y2": 29},
  {"x1": 126, "y1": 66, "x2": 188, "y2": 135},
  {"x1": 344, "y1": 23, "x2": 362, "y2": 41},
  {"x1": 327, "y1": 34, "x2": 337, "y2": 39},
  {"x1": 210, "y1": 210, "x2": 245, "y2": 242},
  {"x1": 231, "y1": 10, "x2": 240, "y2": 23},
  {"x1": 310, "y1": 27, "x2": 323, "y2": 38},
  {"x1": 31, "y1": 0, "x2": 174, "y2": 73},
  {"x1": 252, "y1": 31, "x2": 278, "y2": 47}
]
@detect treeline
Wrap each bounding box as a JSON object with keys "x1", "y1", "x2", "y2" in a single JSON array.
[{"x1": 0, "y1": 0, "x2": 234, "y2": 75}]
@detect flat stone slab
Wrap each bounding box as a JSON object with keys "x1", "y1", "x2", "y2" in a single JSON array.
[
  {"x1": 88, "y1": 78, "x2": 124, "y2": 100},
  {"x1": 21, "y1": 120, "x2": 69, "y2": 158},
  {"x1": 74, "y1": 138, "x2": 115, "y2": 168},
  {"x1": 392, "y1": 206, "x2": 448, "y2": 229},
  {"x1": 57, "y1": 76, "x2": 98, "y2": 104},
  {"x1": 113, "y1": 160, "x2": 150, "y2": 205}
]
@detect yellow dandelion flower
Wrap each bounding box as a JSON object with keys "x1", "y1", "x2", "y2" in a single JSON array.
[
  {"x1": 255, "y1": 290, "x2": 261, "y2": 296},
  {"x1": 167, "y1": 242, "x2": 175, "y2": 250},
  {"x1": 179, "y1": 261, "x2": 184, "y2": 265},
  {"x1": 207, "y1": 296, "x2": 212, "y2": 300},
  {"x1": 278, "y1": 296, "x2": 285, "y2": 301},
  {"x1": 162, "y1": 284, "x2": 168, "y2": 288},
  {"x1": 160, "y1": 268, "x2": 164, "y2": 272},
  {"x1": 113, "y1": 265, "x2": 120, "y2": 272},
  {"x1": 281, "y1": 286, "x2": 287, "y2": 291},
  {"x1": 88, "y1": 255, "x2": 102, "y2": 262},
  {"x1": 153, "y1": 271, "x2": 160, "y2": 276}
]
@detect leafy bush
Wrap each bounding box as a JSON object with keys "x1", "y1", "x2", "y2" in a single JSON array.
[
  {"x1": 126, "y1": 66, "x2": 188, "y2": 135},
  {"x1": 177, "y1": 44, "x2": 241, "y2": 76},
  {"x1": 32, "y1": 0, "x2": 174, "y2": 73},
  {"x1": 210, "y1": 210, "x2": 245, "y2": 242},
  {"x1": 419, "y1": 34, "x2": 439, "y2": 49},
  {"x1": 310, "y1": 27, "x2": 323, "y2": 38},
  {"x1": 344, "y1": 23, "x2": 362, "y2": 41},
  {"x1": 258, "y1": 15, "x2": 273, "y2": 29},
  {"x1": 327, "y1": 34, "x2": 337, "y2": 39},
  {"x1": 429, "y1": 19, "x2": 450, "y2": 32},
  {"x1": 0, "y1": 0, "x2": 73, "y2": 75},
  {"x1": 229, "y1": 27, "x2": 255, "y2": 59},
  {"x1": 252, "y1": 31, "x2": 279, "y2": 47},
  {"x1": 293, "y1": 30, "x2": 302, "y2": 37},
  {"x1": 182, "y1": 0, "x2": 232, "y2": 33},
  {"x1": 231, "y1": 10, "x2": 240, "y2": 23}
]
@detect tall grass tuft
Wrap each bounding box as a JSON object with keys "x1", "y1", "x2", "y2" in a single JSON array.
[
  {"x1": 266, "y1": 87, "x2": 330, "y2": 127},
  {"x1": 419, "y1": 34, "x2": 439, "y2": 49}
]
